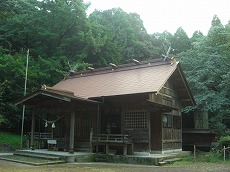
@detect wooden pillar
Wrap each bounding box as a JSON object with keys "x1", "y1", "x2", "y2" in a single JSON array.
[
  {"x1": 123, "y1": 145, "x2": 127, "y2": 155},
  {"x1": 148, "y1": 112, "x2": 151, "y2": 153},
  {"x1": 96, "y1": 104, "x2": 100, "y2": 154},
  {"x1": 105, "y1": 143, "x2": 109, "y2": 154},
  {"x1": 69, "y1": 103, "x2": 75, "y2": 154},
  {"x1": 90, "y1": 128, "x2": 93, "y2": 153},
  {"x1": 30, "y1": 107, "x2": 36, "y2": 149}
]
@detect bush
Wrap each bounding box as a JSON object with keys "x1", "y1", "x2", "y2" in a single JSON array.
[
  {"x1": 219, "y1": 135, "x2": 230, "y2": 147},
  {"x1": 203, "y1": 151, "x2": 222, "y2": 162},
  {"x1": 0, "y1": 132, "x2": 21, "y2": 151}
]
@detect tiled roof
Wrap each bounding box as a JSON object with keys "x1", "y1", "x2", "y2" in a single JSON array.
[{"x1": 53, "y1": 60, "x2": 179, "y2": 99}]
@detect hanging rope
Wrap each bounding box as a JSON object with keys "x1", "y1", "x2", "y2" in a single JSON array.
[{"x1": 39, "y1": 114, "x2": 66, "y2": 128}]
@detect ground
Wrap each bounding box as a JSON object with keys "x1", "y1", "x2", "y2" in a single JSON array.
[{"x1": 0, "y1": 160, "x2": 230, "y2": 172}]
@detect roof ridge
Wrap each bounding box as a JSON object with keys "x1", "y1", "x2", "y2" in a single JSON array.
[{"x1": 66, "y1": 59, "x2": 172, "y2": 80}]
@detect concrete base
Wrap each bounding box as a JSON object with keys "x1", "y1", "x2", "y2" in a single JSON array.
[
  {"x1": 151, "y1": 148, "x2": 183, "y2": 154},
  {"x1": 65, "y1": 156, "x2": 75, "y2": 162},
  {"x1": 11, "y1": 149, "x2": 190, "y2": 166}
]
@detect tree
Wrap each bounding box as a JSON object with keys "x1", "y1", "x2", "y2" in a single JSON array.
[
  {"x1": 172, "y1": 27, "x2": 191, "y2": 54},
  {"x1": 87, "y1": 8, "x2": 159, "y2": 67},
  {"x1": 0, "y1": 0, "x2": 94, "y2": 132},
  {"x1": 0, "y1": 50, "x2": 67, "y2": 131},
  {"x1": 180, "y1": 15, "x2": 230, "y2": 135},
  {"x1": 190, "y1": 30, "x2": 204, "y2": 43},
  {"x1": 0, "y1": 0, "x2": 92, "y2": 61}
]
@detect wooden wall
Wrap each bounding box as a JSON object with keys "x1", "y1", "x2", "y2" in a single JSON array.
[
  {"x1": 150, "y1": 111, "x2": 162, "y2": 151},
  {"x1": 159, "y1": 80, "x2": 182, "y2": 151}
]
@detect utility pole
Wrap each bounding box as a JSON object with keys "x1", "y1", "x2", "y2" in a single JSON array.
[{"x1": 20, "y1": 49, "x2": 29, "y2": 149}]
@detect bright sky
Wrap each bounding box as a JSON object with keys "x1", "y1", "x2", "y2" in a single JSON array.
[{"x1": 86, "y1": 0, "x2": 230, "y2": 37}]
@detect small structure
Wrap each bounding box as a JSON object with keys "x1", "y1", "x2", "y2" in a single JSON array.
[
  {"x1": 16, "y1": 59, "x2": 195, "y2": 154},
  {"x1": 182, "y1": 110, "x2": 216, "y2": 151}
]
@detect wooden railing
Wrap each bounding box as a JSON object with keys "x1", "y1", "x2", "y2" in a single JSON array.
[
  {"x1": 91, "y1": 134, "x2": 133, "y2": 143},
  {"x1": 90, "y1": 129, "x2": 133, "y2": 155},
  {"x1": 27, "y1": 132, "x2": 52, "y2": 140}
]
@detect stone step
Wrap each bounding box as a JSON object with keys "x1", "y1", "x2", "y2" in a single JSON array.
[
  {"x1": 14, "y1": 152, "x2": 61, "y2": 160},
  {"x1": 75, "y1": 148, "x2": 90, "y2": 152},
  {"x1": 14, "y1": 150, "x2": 62, "y2": 157},
  {"x1": 158, "y1": 158, "x2": 182, "y2": 166},
  {"x1": 0, "y1": 156, "x2": 65, "y2": 166},
  {"x1": 164, "y1": 157, "x2": 182, "y2": 163},
  {"x1": 158, "y1": 161, "x2": 168, "y2": 166}
]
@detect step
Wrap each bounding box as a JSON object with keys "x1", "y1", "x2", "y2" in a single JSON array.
[
  {"x1": 158, "y1": 157, "x2": 182, "y2": 166},
  {"x1": 14, "y1": 150, "x2": 62, "y2": 157},
  {"x1": 14, "y1": 152, "x2": 61, "y2": 160},
  {"x1": 158, "y1": 161, "x2": 168, "y2": 166},
  {"x1": 164, "y1": 157, "x2": 182, "y2": 163},
  {"x1": 0, "y1": 156, "x2": 65, "y2": 166}
]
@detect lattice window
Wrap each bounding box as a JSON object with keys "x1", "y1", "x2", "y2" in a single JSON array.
[{"x1": 124, "y1": 111, "x2": 147, "y2": 129}]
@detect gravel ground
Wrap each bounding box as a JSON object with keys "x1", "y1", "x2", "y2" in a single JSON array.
[{"x1": 0, "y1": 160, "x2": 229, "y2": 172}]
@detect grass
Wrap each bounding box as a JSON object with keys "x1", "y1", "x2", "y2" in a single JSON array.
[
  {"x1": 0, "y1": 132, "x2": 21, "y2": 151},
  {"x1": 171, "y1": 152, "x2": 230, "y2": 167}
]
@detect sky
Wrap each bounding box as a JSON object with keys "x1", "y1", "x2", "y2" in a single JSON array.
[{"x1": 85, "y1": 0, "x2": 230, "y2": 37}]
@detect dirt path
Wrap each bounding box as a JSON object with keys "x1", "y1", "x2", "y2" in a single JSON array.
[{"x1": 0, "y1": 160, "x2": 229, "y2": 172}]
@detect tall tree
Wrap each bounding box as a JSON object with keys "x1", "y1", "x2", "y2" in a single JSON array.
[
  {"x1": 87, "y1": 8, "x2": 159, "y2": 67},
  {"x1": 181, "y1": 15, "x2": 230, "y2": 135},
  {"x1": 172, "y1": 27, "x2": 191, "y2": 54},
  {"x1": 0, "y1": 0, "x2": 91, "y2": 61},
  {"x1": 0, "y1": 50, "x2": 67, "y2": 131}
]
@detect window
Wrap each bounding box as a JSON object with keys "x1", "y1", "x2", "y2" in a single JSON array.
[
  {"x1": 163, "y1": 114, "x2": 172, "y2": 128},
  {"x1": 173, "y1": 116, "x2": 181, "y2": 129},
  {"x1": 124, "y1": 111, "x2": 147, "y2": 129}
]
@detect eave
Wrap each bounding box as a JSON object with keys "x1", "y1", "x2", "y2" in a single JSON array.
[{"x1": 14, "y1": 88, "x2": 101, "y2": 106}]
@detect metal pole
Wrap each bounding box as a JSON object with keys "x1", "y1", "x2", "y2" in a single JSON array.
[{"x1": 20, "y1": 49, "x2": 29, "y2": 149}]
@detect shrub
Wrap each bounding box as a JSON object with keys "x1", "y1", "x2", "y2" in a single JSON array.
[
  {"x1": 203, "y1": 151, "x2": 222, "y2": 162},
  {"x1": 219, "y1": 135, "x2": 230, "y2": 147},
  {"x1": 0, "y1": 132, "x2": 20, "y2": 151}
]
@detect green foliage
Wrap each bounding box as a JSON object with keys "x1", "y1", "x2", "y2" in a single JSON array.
[
  {"x1": 0, "y1": 52, "x2": 67, "y2": 131},
  {"x1": 219, "y1": 135, "x2": 230, "y2": 146},
  {"x1": 0, "y1": 0, "x2": 91, "y2": 61},
  {"x1": 180, "y1": 15, "x2": 230, "y2": 135},
  {"x1": 0, "y1": 132, "x2": 21, "y2": 150},
  {"x1": 88, "y1": 8, "x2": 159, "y2": 67},
  {"x1": 203, "y1": 151, "x2": 222, "y2": 162},
  {"x1": 172, "y1": 27, "x2": 191, "y2": 53},
  {"x1": 0, "y1": 115, "x2": 4, "y2": 124}
]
